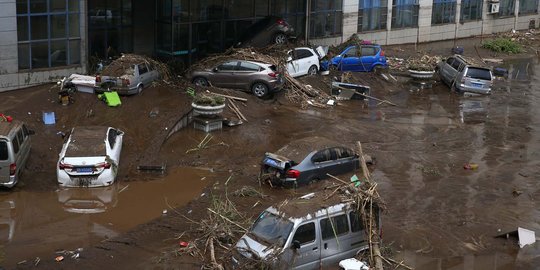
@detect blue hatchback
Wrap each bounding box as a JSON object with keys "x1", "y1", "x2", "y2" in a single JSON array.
[{"x1": 322, "y1": 45, "x2": 387, "y2": 72}]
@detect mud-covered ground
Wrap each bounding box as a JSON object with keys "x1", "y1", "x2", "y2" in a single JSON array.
[{"x1": 2, "y1": 35, "x2": 540, "y2": 269}]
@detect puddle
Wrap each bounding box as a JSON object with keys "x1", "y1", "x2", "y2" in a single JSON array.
[{"x1": 1, "y1": 167, "x2": 211, "y2": 265}]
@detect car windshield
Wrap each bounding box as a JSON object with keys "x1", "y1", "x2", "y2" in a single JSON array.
[
  {"x1": 466, "y1": 67, "x2": 491, "y2": 80},
  {"x1": 0, "y1": 141, "x2": 7, "y2": 160},
  {"x1": 250, "y1": 211, "x2": 293, "y2": 247}
]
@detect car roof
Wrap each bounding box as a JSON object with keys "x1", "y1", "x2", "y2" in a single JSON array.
[
  {"x1": 274, "y1": 136, "x2": 348, "y2": 162},
  {"x1": 224, "y1": 60, "x2": 270, "y2": 67},
  {"x1": 0, "y1": 121, "x2": 24, "y2": 138},
  {"x1": 65, "y1": 126, "x2": 110, "y2": 157},
  {"x1": 266, "y1": 191, "x2": 352, "y2": 221}
]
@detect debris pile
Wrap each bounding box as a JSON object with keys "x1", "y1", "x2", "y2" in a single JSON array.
[
  {"x1": 101, "y1": 54, "x2": 173, "y2": 81},
  {"x1": 387, "y1": 54, "x2": 442, "y2": 72},
  {"x1": 496, "y1": 29, "x2": 538, "y2": 47}
]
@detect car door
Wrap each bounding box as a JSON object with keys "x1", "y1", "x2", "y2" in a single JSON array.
[
  {"x1": 286, "y1": 50, "x2": 298, "y2": 77},
  {"x1": 339, "y1": 47, "x2": 360, "y2": 71},
  {"x1": 295, "y1": 49, "x2": 316, "y2": 76},
  {"x1": 137, "y1": 63, "x2": 149, "y2": 86},
  {"x1": 207, "y1": 61, "x2": 239, "y2": 88},
  {"x1": 333, "y1": 147, "x2": 357, "y2": 174},
  {"x1": 320, "y1": 213, "x2": 352, "y2": 267},
  {"x1": 359, "y1": 46, "x2": 378, "y2": 71},
  {"x1": 236, "y1": 61, "x2": 262, "y2": 89},
  {"x1": 440, "y1": 57, "x2": 455, "y2": 84},
  {"x1": 290, "y1": 222, "x2": 321, "y2": 269},
  {"x1": 310, "y1": 148, "x2": 339, "y2": 181}
]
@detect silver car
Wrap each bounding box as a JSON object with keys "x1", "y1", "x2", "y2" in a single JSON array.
[
  {"x1": 95, "y1": 61, "x2": 159, "y2": 95},
  {"x1": 190, "y1": 60, "x2": 284, "y2": 98},
  {"x1": 436, "y1": 55, "x2": 493, "y2": 95}
]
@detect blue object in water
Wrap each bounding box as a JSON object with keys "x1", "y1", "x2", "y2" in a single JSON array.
[
  {"x1": 452, "y1": 46, "x2": 464, "y2": 55},
  {"x1": 43, "y1": 112, "x2": 55, "y2": 125}
]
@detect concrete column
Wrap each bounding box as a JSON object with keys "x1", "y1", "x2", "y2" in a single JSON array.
[
  {"x1": 0, "y1": 0, "x2": 18, "y2": 76},
  {"x1": 454, "y1": 0, "x2": 462, "y2": 40},
  {"x1": 417, "y1": 0, "x2": 434, "y2": 42},
  {"x1": 514, "y1": 0, "x2": 520, "y2": 29},
  {"x1": 386, "y1": 0, "x2": 393, "y2": 44},
  {"x1": 80, "y1": 0, "x2": 87, "y2": 74},
  {"x1": 342, "y1": 0, "x2": 360, "y2": 42}
]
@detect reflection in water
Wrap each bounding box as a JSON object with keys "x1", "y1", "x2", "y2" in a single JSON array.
[{"x1": 2, "y1": 167, "x2": 211, "y2": 267}]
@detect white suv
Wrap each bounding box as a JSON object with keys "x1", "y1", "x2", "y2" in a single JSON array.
[{"x1": 286, "y1": 46, "x2": 326, "y2": 78}]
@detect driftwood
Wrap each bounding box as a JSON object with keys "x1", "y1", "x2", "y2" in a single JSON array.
[
  {"x1": 206, "y1": 91, "x2": 247, "y2": 102},
  {"x1": 227, "y1": 98, "x2": 247, "y2": 122}
]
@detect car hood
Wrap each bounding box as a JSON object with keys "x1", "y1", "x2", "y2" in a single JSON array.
[{"x1": 235, "y1": 234, "x2": 275, "y2": 260}]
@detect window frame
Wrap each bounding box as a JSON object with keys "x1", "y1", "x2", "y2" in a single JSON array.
[
  {"x1": 460, "y1": 0, "x2": 483, "y2": 22},
  {"x1": 292, "y1": 222, "x2": 316, "y2": 245},
  {"x1": 519, "y1": 0, "x2": 539, "y2": 14},
  {"x1": 358, "y1": 0, "x2": 388, "y2": 32},
  {"x1": 391, "y1": 0, "x2": 420, "y2": 29},
  {"x1": 431, "y1": 0, "x2": 457, "y2": 25},
  {"x1": 320, "y1": 214, "x2": 350, "y2": 240},
  {"x1": 309, "y1": 0, "x2": 343, "y2": 38}
]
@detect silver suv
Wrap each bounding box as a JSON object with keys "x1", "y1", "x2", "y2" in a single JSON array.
[{"x1": 436, "y1": 55, "x2": 493, "y2": 95}]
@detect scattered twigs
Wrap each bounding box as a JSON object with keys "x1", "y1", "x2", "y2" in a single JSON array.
[
  {"x1": 354, "y1": 91, "x2": 397, "y2": 106},
  {"x1": 205, "y1": 90, "x2": 247, "y2": 102},
  {"x1": 228, "y1": 98, "x2": 247, "y2": 122},
  {"x1": 232, "y1": 186, "x2": 267, "y2": 198},
  {"x1": 186, "y1": 134, "x2": 213, "y2": 154}
]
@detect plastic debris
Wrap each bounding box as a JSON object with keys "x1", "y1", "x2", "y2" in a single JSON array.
[
  {"x1": 55, "y1": 256, "x2": 64, "y2": 262},
  {"x1": 464, "y1": 163, "x2": 479, "y2": 170},
  {"x1": 179, "y1": 241, "x2": 189, "y2": 247}
]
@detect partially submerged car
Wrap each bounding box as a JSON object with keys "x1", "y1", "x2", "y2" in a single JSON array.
[
  {"x1": 95, "y1": 57, "x2": 159, "y2": 95},
  {"x1": 436, "y1": 55, "x2": 493, "y2": 95},
  {"x1": 0, "y1": 120, "x2": 32, "y2": 188},
  {"x1": 190, "y1": 60, "x2": 284, "y2": 98},
  {"x1": 322, "y1": 44, "x2": 387, "y2": 72},
  {"x1": 234, "y1": 192, "x2": 381, "y2": 269},
  {"x1": 260, "y1": 137, "x2": 359, "y2": 187},
  {"x1": 286, "y1": 46, "x2": 326, "y2": 78},
  {"x1": 236, "y1": 16, "x2": 295, "y2": 48},
  {"x1": 57, "y1": 126, "x2": 124, "y2": 187}
]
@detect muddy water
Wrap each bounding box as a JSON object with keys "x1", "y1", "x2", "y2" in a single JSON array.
[{"x1": 0, "y1": 167, "x2": 210, "y2": 266}]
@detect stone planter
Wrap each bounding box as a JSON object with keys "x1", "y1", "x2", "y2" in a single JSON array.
[
  {"x1": 408, "y1": 70, "x2": 435, "y2": 79},
  {"x1": 191, "y1": 102, "x2": 225, "y2": 116}
]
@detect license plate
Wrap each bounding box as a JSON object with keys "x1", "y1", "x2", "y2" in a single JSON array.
[
  {"x1": 471, "y1": 82, "x2": 483, "y2": 87},
  {"x1": 76, "y1": 167, "x2": 93, "y2": 173},
  {"x1": 264, "y1": 157, "x2": 280, "y2": 168}
]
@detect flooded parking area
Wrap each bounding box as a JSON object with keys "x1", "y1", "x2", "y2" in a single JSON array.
[{"x1": 0, "y1": 167, "x2": 211, "y2": 265}]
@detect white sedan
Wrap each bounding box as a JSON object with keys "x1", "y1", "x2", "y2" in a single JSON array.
[
  {"x1": 286, "y1": 46, "x2": 326, "y2": 78},
  {"x1": 57, "y1": 126, "x2": 123, "y2": 187}
]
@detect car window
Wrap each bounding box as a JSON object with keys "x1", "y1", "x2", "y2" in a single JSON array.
[
  {"x1": 12, "y1": 137, "x2": 19, "y2": 154},
  {"x1": 344, "y1": 47, "x2": 357, "y2": 57},
  {"x1": 22, "y1": 125, "x2": 29, "y2": 138},
  {"x1": 446, "y1": 58, "x2": 454, "y2": 66},
  {"x1": 0, "y1": 141, "x2": 7, "y2": 160},
  {"x1": 361, "y1": 46, "x2": 377, "y2": 56},
  {"x1": 350, "y1": 211, "x2": 364, "y2": 232},
  {"x1": 321, "y1": 214, "x2": 350, "y2": 240},
  {"x1": 458, "y1": 63, "x2": 465, "y2": 72},
  {"x1": 466, "y1": 67, "x2": 492, "y2": 80},
  {"x1": 296, "y1": 49, "x2": 314, "y2": 59},
  {"x1": 451, "y1": 59, "x2": 461, "y2": 70},
  {"x1": 293, "y1": 222, "x2": 316, "y2": 245},
  {"x1": 336, "y1": 147, "x2": 353, "y2": 159},
  {"x1": 138, "y1": 64, "x2": 148, "y2": 75},
  {"x1": 312, "y1": 149, "x2": 331, "y2": 163},
  {"x1": 108, "y1": 129, "x2": 117, "y2": 148},
  {"x1": 17, "y1": 130, "x2": 24, "y2": 145},
  {"x1": 238, "y1": 61, "x2": 260, "y2": 72},
  {"x1": 217, "y1": 61, "x2": 238, "y2": 71}
]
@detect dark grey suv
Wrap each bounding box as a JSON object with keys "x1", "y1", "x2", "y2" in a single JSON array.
[
  {"x1": 236, "y1": 16, "x2": 295, "y2": 48},
  {"x1": 260, "y1": 137, "x2": 360, "y2": 187}
]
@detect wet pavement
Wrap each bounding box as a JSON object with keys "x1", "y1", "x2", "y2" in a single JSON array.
[{"x1": 1, "y1": 167, "x2": 210, "y2": 266}]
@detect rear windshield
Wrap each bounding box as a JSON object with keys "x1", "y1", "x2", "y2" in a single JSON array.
[
  {"x1": 466, "y1": 67, "x2": 491, "y2": 80},
  {"x1": 0, "y1": 141, "x2": 7, "y2": 160}
]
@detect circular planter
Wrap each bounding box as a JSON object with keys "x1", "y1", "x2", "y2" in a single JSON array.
[
  {"x1": 191, "y1": 102, "x2": 225, "y2": 116},
  {"x1": 408, "y1": 70, "x2": 435, "y2": 79}
]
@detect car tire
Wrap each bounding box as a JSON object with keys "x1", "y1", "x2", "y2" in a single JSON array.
[
  {"x1": 251, "y1": 82, "x2": 269, "y2": 98},
  {"x1": 274, "y1": 33, "x2": 287, "y2": 45},
  {"x1": 137, "y1": 85, "x2": 143, "y2": 94},
  {"x1": 193, "y1": 77, "x2": 209, "y2": 87},
  {"x1": 308, "y1": 65, "x2": 318, "y2": 76},
  {"x1": 373, "y1": 65, "x2": 383, "y2": 74}
]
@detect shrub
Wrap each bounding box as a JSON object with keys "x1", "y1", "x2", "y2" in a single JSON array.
[
  {"x1": 193, "y1": 94, "x2": 225, "y2": 106},
  {"x1": 482, "y1": 38, "x2": 523, "y2": 54}
]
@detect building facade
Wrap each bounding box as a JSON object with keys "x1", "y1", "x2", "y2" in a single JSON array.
[{"x1": 0, "y1": 0, "x2": 538, "y2": 92}]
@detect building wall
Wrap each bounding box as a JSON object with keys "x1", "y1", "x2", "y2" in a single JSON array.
[{"x1": 0, "y1": 0, "x2": 87, "y2": 92}]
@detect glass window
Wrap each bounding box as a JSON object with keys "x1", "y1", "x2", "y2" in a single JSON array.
[
  {"x1": 17, "y1": 17, "x2": 29, "y2": 41},
  {"x1": 108, "y1": 129, "x2": 117, "y2": 148},
  {"x1": 519, "y1": 0, "x2": 538, "y2": 14},
  {"x1": 12, "y1": 137, "x2": 20, "y2": 154},
  {"x1": 392, "y1": 0, "x2": 419, "y2": 29},
  {"x1": 0, "y1": 141, "x2": 7, "y2": 160},
  {"x1": 69, "y1": 40, "x2": 81, "y2": 64},
  {"x1": 344, "y1": 47, "x2": 358, "y2": 57},
  {"x1": 451, "y1": 59, "x2": 461, "y2": 70},
  {"x1": 226, "y1": 0, "x2": 254, "y2": 18},
  {"x1": 293, "y1": 223, "x2": 316, "y2": 245},
  {"x1": 499, "y1": 0, "x2": 515, "y2": 16},
  {"x1": 68, "y1": 0, "x2": 79, "y2": 12},
  {"x1": 446, "y1": 57, "x2": 454, "y2": 65},
  {"x1": 69, "y1": 14, "x2": 80, "y2": 37},
  {"x1": 18, "y1": 44, "x2": 30, "y2": 69},
  {"x1": 312, "y1": 148, "x2": 331, "y2": 163},
  {"x1": 321, "y1": 214, "x2": 350, "y2": 240},
  {"x1": 23, "y1": 125, "x2": 29, "y2": 138},
  {"x1": 295, "y1": 49, "x2": 314, "y2": 59},
  {"x1": 30, "y1": 0, "x2": 47, "y2": 13},
  {"x1": 30, "y1": 15, "x2": 48, "y2": 40},
  {"x1": 51, "y1": 15, "x2": 67, "y2": 39},
  {"x1": 239, "y1": 61, "x2": 260, "y2": 71},
  {"x1": 251, "y1": 211, "x2": 294, "y2": 247},
  {"x1": 17, "y1": 0, "x2": 28, "y2": 14},
  {"x1": 191, "y1": 0, "x2": 223, "y2": 21},
  {"x1": 138, "y1": 64, "x2": 148, "y2": 74},
  {"x1": 361, "y1": 46, "x2": 377, "y2": 56},
  {"x1": 310, "y1": 0, "x2": 343, "y2": 38},
  {"x1": 16, "y1": 131, "x2": 24, "y2": 145},
  {"x1": 460, "y1": 0, "x2": 483, "y2": 22},
  {"x1": 358, "y1": 0, "x2": 388, "y2": 31},
  {"x1": 50, "y1": 40, "x2": 67, "y2": 67},
  {"x1": 255, "y1": 0, "x2": 269, "y2": 16},
  {"x1": 466, "y1": 67, "x2": 492, "y2": 80},
  {"x1": 350, "y1": 211, "x2": 364, "y2": 232},
  {"x1": 218, "y1": 61, "x2": 238, "y2": 71},
  {"x1": 50, "y1": 0, "x2": 66, "y2": 12},
  {"x1": 432, "y1": 0, "x2": 456, "y2": 25},
  {"x1": 31, "y1": 42, "x2": 49, "y2": 68},
  {"x1": 336, "y1": 147, "x2": 353, "y2": 159}
]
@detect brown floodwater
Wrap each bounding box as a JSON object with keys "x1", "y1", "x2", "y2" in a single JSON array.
[{"x1": 0, "y1": 167, "x2": 211, "y2": 265}]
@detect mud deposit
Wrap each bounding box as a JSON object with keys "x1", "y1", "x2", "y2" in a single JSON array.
[{"x1": 1, "y1": 45, "x2": 540, "y2": 269}]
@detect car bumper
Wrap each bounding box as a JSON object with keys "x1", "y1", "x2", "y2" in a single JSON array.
[
  {"x1": 57, "y1": 169, "x2": 116, "y2": 187},
  {"x1": 456, "y1": 84, "x2": 492, "y2": 95},
  {"x1": 0, "y1": 176, "x2": 17, "y2": 188}
]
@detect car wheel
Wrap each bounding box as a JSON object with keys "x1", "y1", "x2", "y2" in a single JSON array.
[
  {"x1": 373, "y1": 65, "x2": 383, "y2": 74},
  {"x1": 308, "y1": 65, "x2": 318, "y2": 76},
  {"x1": 137, "y1": 85, "x2": 143, "y2": 94},
  {"x1": 193, "y1": 77, "x2": 209, "y2": 87},
  {"x1": 274, "y1": 33, "x2": 287, "y2": 45},
  {"x1": 251, "y1": 82, "x2": 269, "y2": 98}
]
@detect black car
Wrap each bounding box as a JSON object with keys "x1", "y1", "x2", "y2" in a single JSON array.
[
  {"x1": 260, "y1": 137, "x2": 360, "y2": 188},
  {"x1": 236, "y1": 16, "x2": 295, "y2": 48}
]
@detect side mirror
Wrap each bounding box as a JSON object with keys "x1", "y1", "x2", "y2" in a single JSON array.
[{"x1": 291, "y1": 240, "x2": 301, "y2": 250}]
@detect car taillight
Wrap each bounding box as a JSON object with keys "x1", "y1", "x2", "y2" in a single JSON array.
[
  {"x1": 96, "y1": 75, "x2": 101, "y2": 83},
  {"x1": 96, "y1": 162, "x2": 111, "y2": 169},
  {"x1": 59, "y1": 162, "x2": 73, "y2": 170},
  {"x1": 268, "y1": 72, "x2": 278, "y2": 78},
  {"x1": 122, "y1": 78, "x2": 130, "y2": 86},
  {"x1": 277, "y1": 19, "x2": 287, "y2": 26},
  {"x1": 380, "y1": 50, "x2": 385, "y2": 57},
  {"x1": 9, "y1": 163, "x2": 16, "y2": 176},
  {"x1": 286, "y1": 169, "x2": 300, "y2": 178}
]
